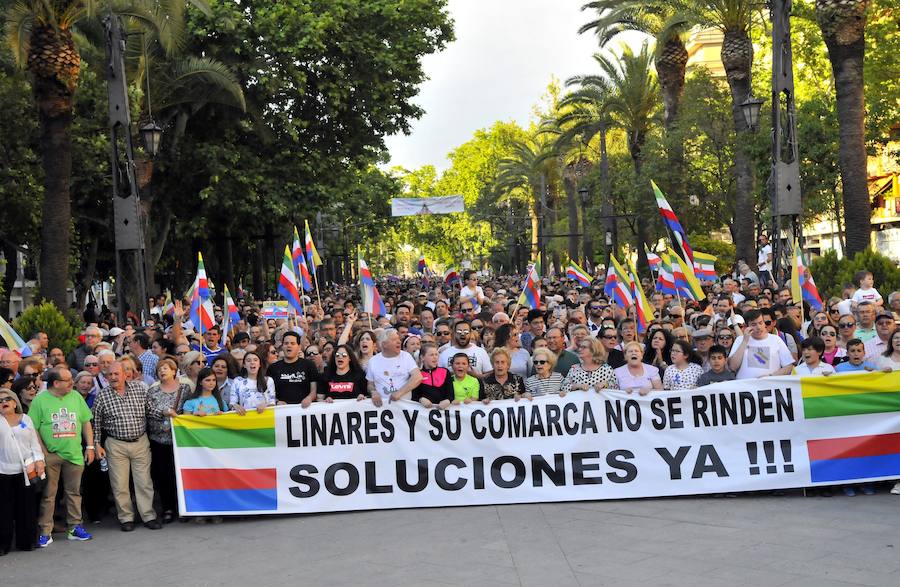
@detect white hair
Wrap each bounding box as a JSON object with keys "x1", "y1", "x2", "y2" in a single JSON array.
[{"x1": 97, "y1": 349, "x2": 116, "y2": 359}]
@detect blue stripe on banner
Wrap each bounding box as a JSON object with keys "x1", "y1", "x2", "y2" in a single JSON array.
[
  {"x1": 810, "y1": 453, "x2": 900, "y2": 483},
  {"x1": 184, "y1": 488, "x2": 277, "y2": 512}
]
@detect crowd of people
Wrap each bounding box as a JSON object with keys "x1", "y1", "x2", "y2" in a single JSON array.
[{"x1": 3, "y1": 265, "x2": 900, "y2": 555}]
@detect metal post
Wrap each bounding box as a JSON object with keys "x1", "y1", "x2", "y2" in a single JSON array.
[
  {"x1": 105, "y1": 14, "x2": 148, "y2": 325},
  {"x1": 769, "y1": 0, "x2": 802, "y2": 284}
]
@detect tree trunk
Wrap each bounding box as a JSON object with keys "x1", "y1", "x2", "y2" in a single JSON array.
[
  {"x1": 563, "y1": 170, "x2": 580, "y2": 264},
  {"x1": 599, "y1": 124, "x2": 614, "y2": 269},
  {"x1": 222, "y1": 228, "x2": 235, "y2": 296},
  {"x1": 722, "y1": 29, "x2": 756, "y2": 268},
  {"x1": 36, "y1": 105, "x2": 73, "y2": 310},
  {"x1": 629, "y1": 138, "x2": 649, "y2": 272},
  {"x1": 1, "y1": 243, "x2": 18, "y2": 318},
  {"x1": 817, "y1": 0, "x2": 871, "y2": 257}
]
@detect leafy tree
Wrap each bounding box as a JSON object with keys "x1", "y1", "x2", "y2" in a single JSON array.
[{"x1": 13, "y1": 301, "x2": 81, "y2": 355}]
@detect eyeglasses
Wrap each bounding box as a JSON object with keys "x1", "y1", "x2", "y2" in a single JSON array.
[
  {"x1": 717, "y1": 335, "x2": 734, "y2": 340},
  {"x1": 334, "y1": 352, "x2": 349, "y2": 359},
  {"x1": 471, "y1": 325, "x2": 483, "y2": 331},
  {"x1": 455, "y1": 331, "x2": 470, "y2": 336},
  {"x1": 764, "y1": 320, "x2": 773, "y2": 326},
  {"x1": 436, "y1": 331, "x2": 451, "y2": 336},
  {"x1": 839, "y1": 322, "x2": 855, "y2": 328},
  {"x1": 84, "y1": 362, "x2": 99, "y2": 367},
  {"x1": 306, "y1": 351, "x2": 319, "y2": 357},
  {"x1": 461, "y1": 308, "x2": 474, "y2": 313},
  {"x1": 602, "y1": 335, "x2": 617, "y2": 340},
  {"x1": 829, "y1": 308, "x2": 840, "y2": 314},
  {"x1": 533, "y1": 360, "x2": 548, "y2": 365}
]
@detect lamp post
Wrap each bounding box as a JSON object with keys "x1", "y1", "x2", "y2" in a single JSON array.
[
  {"x1": 578, "y1": 186, "x2": 593, "y2": 271},
  {"x1": 740, "y1": 96, "x2": 765, "y2": 132}
]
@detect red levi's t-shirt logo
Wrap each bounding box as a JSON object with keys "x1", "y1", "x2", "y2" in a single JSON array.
[{"x1": 329, "y1": 381, "x2": 354, "y2": 393}]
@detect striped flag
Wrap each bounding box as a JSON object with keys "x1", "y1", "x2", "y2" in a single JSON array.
[
  {"x1": 417, "y1": 255, "x2": 430, "y2": 275},
  {"x1": 162, "y1": 290, "x2": 175, "y2": 317},
  {"x1": 651, "y1": 180, "x2": 694, "y2": 264},
  {"x1": 291, "y1": 227, "x2": 313, "y2": 292},
  {"x1": 358, "y1": 255, "x2": 386, "y2": 316},
  {"x1": 223, "y1": 284, "x2": 240, "y2": 325},
  {"x1": 277, "y1": 245, "x2": 304, "y2": 315},
  {"x1": 626, "y1": 257, "x2": 655, "y2": 333},
  {"x1": 693, "y1": 251, "x2": 718, "y2": 282},
  {"x1": 668, "y1": 246, "x2": 706, "y2": 301},
  {"x1": 189, "y1": 253, "x2": 215, "y2": 333},
  {"x1": 646, "y1": 247, "x2": 661, "y2": 272},
  {"x1": 565, "y1": 260, "x2": 592, "y2": 287},
  {"x1": 0, "y1": 314, "x2": 32, "y2": 357},
  {"x1": 517, "y1": 254, "x2": 542, "y2": 310},
  {"x1": 444, "y1": 268, "x2": 460, "y2": 285},
  {"x1": 604, "y1": 255, "x2": 633, "y2": 308},
  {"x1": 791, "y1": 240, "x2": 823, "y2": 310},
  {"x1": 656, "y1": 251, "x2": 677, "y2": 295},
  {"x1": 304, "y1": 220, "x2": 322, "y2": 271}
]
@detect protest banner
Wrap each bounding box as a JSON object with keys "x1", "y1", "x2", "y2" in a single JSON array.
[
  {"x1": 261, "y1": 300, "x2": 293, "y2": 319},
  {"x1": 172, "y1": 372, "x2": 900, "y2": 516}
]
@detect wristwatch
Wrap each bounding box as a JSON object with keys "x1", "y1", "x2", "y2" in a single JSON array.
[{"x1": 86, "y1": 446, "x2": 95, "y2": 450}]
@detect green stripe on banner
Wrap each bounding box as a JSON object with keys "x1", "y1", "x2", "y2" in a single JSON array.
[
  {"x1": 803, "y1": 391, "x2": 900, "y2": 419},
  {"x1": 174, "y1": 426, "x2": 275, "y2": 449}
]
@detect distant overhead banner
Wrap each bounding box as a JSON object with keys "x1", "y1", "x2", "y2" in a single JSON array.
[
  {"x1": 173, "y1": 373, "x2": 900, "y2": 516},
  {"x1": 391, "y1": 195, "x2": 465, "y2": 217}
]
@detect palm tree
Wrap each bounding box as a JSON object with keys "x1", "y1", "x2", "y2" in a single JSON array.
[
  {"x1": 662, "y1": 0, "x2": 758, "y2": 267},
  {"x1": 4, "y1": 0, "x2": 207, "y2": 310},
  {"x1": 815, "y1": 0, "x2": 872, "y2": 256},
  {"x1": 495, "y1": 137, "x2": 556, "y2": 260},
  {"x1": 566, "y1": 42, "x2": 660, "y2": 268},
  {"x1": 579, "y1": 0, "x2": 688, "y2": 129}
]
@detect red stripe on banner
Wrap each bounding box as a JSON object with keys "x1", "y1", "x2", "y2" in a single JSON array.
[
  {"x1": 807, "y1": 433, "x2": 900, "y2": 461},
  {"x1": 182, "y1": 468, "x2": 277, "y2": 491}
]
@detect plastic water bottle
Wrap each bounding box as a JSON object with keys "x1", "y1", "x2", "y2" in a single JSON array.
[{"x1": 99, "y1": 457, "x2": 109, "y2": 472}]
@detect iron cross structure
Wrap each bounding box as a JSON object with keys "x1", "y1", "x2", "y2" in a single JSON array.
[
  {"x1": 768, "y1": 0, "x2": 803, "y2": 283},
  {"x1": 105, "y1": 14, "x2": 148, "y2": 324}
]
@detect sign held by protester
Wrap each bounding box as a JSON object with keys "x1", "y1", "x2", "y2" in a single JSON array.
[{"x1": 172, "y1": 372, "x2": 900, "y2": 516}]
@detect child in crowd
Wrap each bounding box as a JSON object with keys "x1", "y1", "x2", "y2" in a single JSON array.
[
  {"x1": 795, "y1": 337, "x2": 835, "y2": 376},
  {"x1": 181, "y1": 368, "x2": 227, "y2": 415},
  {"x1": 696, "y1": 345, "x2": 735, "y2": 386},
  {"x1": 851, "y1": 270, "x2": 883, "y2": 307},
  {"x1": 834, "y1": 339, "x2": 878, "y2": 373},
  {"x1": 450, "y1": 353, "x2": 483, "y2": 404},
  {"x1": 413, "y1": 343, "x2": 453, "y2": 409}
]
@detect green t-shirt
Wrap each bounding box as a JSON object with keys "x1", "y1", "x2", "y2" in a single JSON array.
[
  {"x1": 29, "y1": 390, "x2": 93, "y2": 465},
  {"x1": 452, "y1": 375, "x2": 482, "y2": 402}
]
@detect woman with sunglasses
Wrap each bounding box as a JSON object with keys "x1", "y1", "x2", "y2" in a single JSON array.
[
  {"x1": 715, "y1": 328, "x2": 736, "y2": 354},
  {"x1": 561, "y1": 338, "x2": 618, "y2": 395},
  {"x1": 0, "y1": 390, "x2": 44, "y2": 554},
  {"x1": 523, "y1": 348, "x2": 563, "y2": 399},
  {"x1": 12, "y1": 377, "x2": 39, "y2": 414},
  {"x1": 179, "y1": 351, "x2": 205, "y2": 393},
  {"x1": 321, "y1": 345, "x2": 368, "y2": 402},
  {"x1": 256, "y1": 342, "x2": 280, "y2": 371},
  {"x1": 826, "y1": 297, "x2": 843, "y2": 327},
  {"x1": 806, "y1": 311, "x2": 830, "y2": 339},
  {"x1": 818, "y1": 325, "x2": 845, "y2": 365},
  {"x1": 836, "y1": 315, "x2": 858, "y2": 349}
]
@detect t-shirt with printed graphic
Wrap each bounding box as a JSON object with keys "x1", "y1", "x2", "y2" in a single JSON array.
[
  {"x1": 28, "y1": 391, "x2": 93, "y2": 465},
  {"x1": 366, "y1": 351, "x2": 419, "y2": 400},
  {"x1": 438, "y1": 344, "x2": 491, "y2": 375},
  {"x1": 268, "y1": 358, "x2": 319, "y2": 404},
  {"x1": 323, "y1": 369, "x2": 368, "y2": 400},
  {"x1": 729, "y1": 333, "x2": 794, "y2": 379}
]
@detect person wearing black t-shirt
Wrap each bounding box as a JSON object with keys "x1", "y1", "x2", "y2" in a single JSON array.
[
  {"x1": 322, "y1": 345, "x2": 368, "y2": 401},
  {"x1": 600, "y1": 327, "x2": 626, "y2": 369},
  {"x1": 267, "y1": 331, "x2": 318, "y2": 406}
]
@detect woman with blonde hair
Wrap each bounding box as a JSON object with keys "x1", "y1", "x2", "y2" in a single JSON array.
[
  {"x1": 179, "y1": 350, "x2": 205, "y2": 392},
  {"x1": 561, "y1": 337, "x2": 618, "y2": 394}
]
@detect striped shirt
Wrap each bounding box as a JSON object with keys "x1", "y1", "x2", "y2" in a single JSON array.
[{"x1": 524, "y1": 373, "x2": 564, "y2": 397}]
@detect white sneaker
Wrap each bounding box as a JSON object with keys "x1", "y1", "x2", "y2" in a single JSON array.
[{"x1": 891, "y1": 482, "x2": 900, "y2": 495}]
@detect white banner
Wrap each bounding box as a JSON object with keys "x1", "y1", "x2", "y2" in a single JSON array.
[
  {"x1": 173, "y1": 373, "x2": 900, "y2": 516},
  {"x1": 390, "y1": 195, "x2": 465, "y2": 216}
]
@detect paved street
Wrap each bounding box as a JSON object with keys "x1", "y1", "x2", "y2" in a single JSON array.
[{"x1": 4, "y1": 491, "x2": 900, "y2": 586}]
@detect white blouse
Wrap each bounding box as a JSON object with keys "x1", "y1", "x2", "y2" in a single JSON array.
[{"x1": 0, "y1": 414, "x2": 44, "y2": 475}]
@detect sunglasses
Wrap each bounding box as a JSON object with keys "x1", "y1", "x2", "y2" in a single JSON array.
[
  {"x1": 462, "y1": 308, "x2": 475, "y2": 313},
  {"x1": 455, "y1": 331, "x2": 470, "y2": 336},
  {"x1": 306, "y1": 351, "x2": 320, "y2": 357},
  {"x1": 839, "y1": 323, "x2": 855, "y2": 328},
  {"x1": 472, "y1": 326, "x2": 483, "y2": 331},
  {"x1": 533, "y1": 360, "x2": 548, "y2": 365},
  {"x1": 84, "y1": 362, "x2": 99, "y2": 368},
  {"x1": 602, "y1": 335, "x2": 617, "y2": 340},
  {"x1": 0, "y1": 397, "x2": 14, "y2": 404},
  {"x1": 829, "y1": 308, "x2": 840, "y2": 313},
  {"x1": 192, "y1": 360, "x2": 203, "y2": 366},
  {"x1": 764, "y1": 320, "x2": 773, "y2": 326},
  {"x1": 717, "y1": 335, "x2": 734, "y2": 340},
  {"x1": 334, "y1": 352, "x2": 349, "y2": 359}
]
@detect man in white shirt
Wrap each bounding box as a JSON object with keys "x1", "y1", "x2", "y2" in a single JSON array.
[
  {"x1": 728, "y1": 310, "x2": 795, "y2": 379},
  {"x1": 723, "y1": 279, "x2": 746, "y2": 305},
  {"x1": 366, "y1": 330, "x2": 422, "y2": 404},
  {"x1": 439, "y1": 320, "x2": 491, "y2": 378},
  {"x1": 459, "y1": 271, "x2": 485, "y2": 312},
  {"x1": 864, "y1": 312, "x2": 896, "y2": 360}
]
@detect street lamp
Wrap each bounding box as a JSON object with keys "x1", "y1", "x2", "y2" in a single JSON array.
[
  {"x1": 139, "y1": 121, "x2": 163, "y2": 157},
  {"x1": 740, "y1": 96, "x2": 765, "y2": 131}
]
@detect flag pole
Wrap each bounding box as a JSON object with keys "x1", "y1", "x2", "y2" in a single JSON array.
[{"x1": 313, "y1": 268, "x2": 323, "y2": 310}]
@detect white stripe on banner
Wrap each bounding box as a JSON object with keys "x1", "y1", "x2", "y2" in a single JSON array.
[{"x1": 173, "y1": 375, "x2": 900, "y2": 516}]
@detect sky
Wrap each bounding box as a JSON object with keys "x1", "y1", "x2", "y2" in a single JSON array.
[{"x1": 384, "y1": 0, "x2": 616, "y2": 173}]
